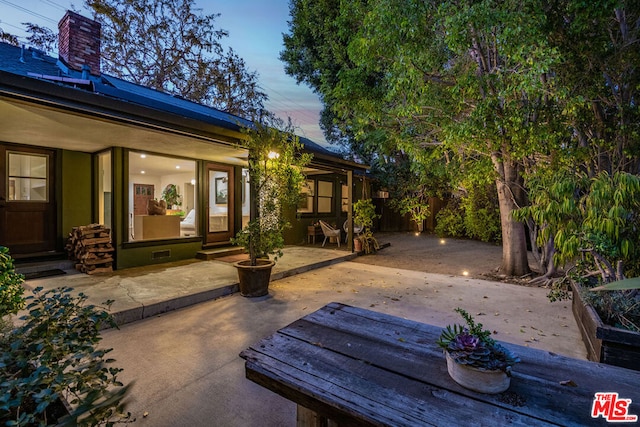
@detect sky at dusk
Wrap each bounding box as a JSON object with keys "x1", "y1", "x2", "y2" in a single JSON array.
[{"x1": 0, "y1": 0, "x2": 329, "y2": 147}]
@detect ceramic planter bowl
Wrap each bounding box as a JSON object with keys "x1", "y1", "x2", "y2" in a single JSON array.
[{"x1": 445, "y1": 351, "x2": 510, "y2": 394}]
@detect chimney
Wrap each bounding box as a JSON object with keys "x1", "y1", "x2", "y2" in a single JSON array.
[{"x1": 58, "y1": 11, "x2": 101, "y2": 76}]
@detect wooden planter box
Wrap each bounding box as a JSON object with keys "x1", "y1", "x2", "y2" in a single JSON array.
[{"x1": 571, "y1": 281, "x2": 640, "y2": 371}]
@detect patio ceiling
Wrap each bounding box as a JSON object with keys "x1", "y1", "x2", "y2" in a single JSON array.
[{"x1": 0, "y1": 97, "x2": 249, "y2": 166}]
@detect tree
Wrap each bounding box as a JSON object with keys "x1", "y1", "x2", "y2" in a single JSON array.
[
  {"x1": 231, "y1": 116, "x2": 312, "y2": 266},
  {"x1": 23, "y1": 23, "x2": 57, "y2": 53},
  {"x1": 0, "y1": 28, "x2": 18, "y2": 46},
  {"x1": 283, "y1": 0, "x2": 567, "y2": 276},
  {"x1": 514, "y1": 2, "x2": 640, "y2": 282},
  {"x1": 85, "y1": 0, "x2": 267, "y2": 119}
]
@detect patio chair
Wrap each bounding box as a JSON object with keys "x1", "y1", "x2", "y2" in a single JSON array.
[
  {"x1": 319, "y1": 220, "x2": 341, "y2": 247},
  {"x1": 343, "y1": 220, "x2": 364, "y2": 243}
]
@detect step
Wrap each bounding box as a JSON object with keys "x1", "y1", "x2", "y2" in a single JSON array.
[
  {"x1": 15, "y1": 259, "x2": 75, "y2": 280},
  {"x1": 196, "y1": 246, "x2": 246, "y2": 261}
]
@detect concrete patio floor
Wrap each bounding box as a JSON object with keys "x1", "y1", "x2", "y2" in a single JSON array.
[{"x1": 20, "y1": 238, "x2": 591, "y2": 426}]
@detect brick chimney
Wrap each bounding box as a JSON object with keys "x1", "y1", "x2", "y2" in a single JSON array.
[{"x1": 58, "y1": 11, "x2": 101, "y2": 76}]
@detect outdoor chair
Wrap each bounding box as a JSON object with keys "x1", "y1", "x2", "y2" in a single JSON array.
[
  {"x1": 343, "y1": 220, "x2": 364, "y2": 243},
  {"x1": 319, "y1": 220, "x2": 341, "y2": 247}
]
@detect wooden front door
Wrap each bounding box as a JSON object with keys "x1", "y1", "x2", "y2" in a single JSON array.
[
  {"x1": 206, "y1": 163, "x2": 234, "y2": 244},
  {"x1": 133, "y1": 184, "x2": 154, "y2": 215},
  {"x1": 0, "y1": 145, "x2": 56, "y2": 255}
]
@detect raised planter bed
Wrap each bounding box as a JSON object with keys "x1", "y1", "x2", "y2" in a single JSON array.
[{"x1": 571, "y1": 281, "x2": 640, "y2": 371}]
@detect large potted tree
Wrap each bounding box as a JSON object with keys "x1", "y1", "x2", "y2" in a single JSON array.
[{"x1": 231, "y1": 117, "x2": 312, "y2": 297}]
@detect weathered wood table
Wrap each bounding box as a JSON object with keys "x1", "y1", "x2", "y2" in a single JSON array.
[{"x1": 240, "y1": 302, "x2": 640, "y2": 426}]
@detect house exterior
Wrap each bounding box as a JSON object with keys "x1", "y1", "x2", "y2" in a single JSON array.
[{"x1": 0, "y1": 11, "x2": 368, "y2": 269}]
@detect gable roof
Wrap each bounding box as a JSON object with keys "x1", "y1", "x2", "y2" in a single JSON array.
[{"x1": 0, "y1": 41, "x2": 365, "y2": 171}]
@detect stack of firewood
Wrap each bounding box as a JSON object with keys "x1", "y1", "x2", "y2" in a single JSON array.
[{"x1": 66, "y1": 224, "x2": 114, "y2": 274}]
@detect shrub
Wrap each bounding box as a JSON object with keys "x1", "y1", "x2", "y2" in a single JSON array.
[
  {"x1": 435, "y1": 202, "x2": 466, "y2": 238},
  {"x1": 461, "y1": 186, "x2": 501, "y2": 244},
  {"x1": 0, "y1": 246, "x2": 25, "y2": 318},
  {"x1": 0, "y1": 286, "x2": 132, "y2": 426}
]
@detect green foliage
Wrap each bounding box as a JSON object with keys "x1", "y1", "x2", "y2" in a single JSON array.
[
  {"x1": 530, "y1": 171, "x2": 640, "y2": 282},
  {"x1": 592, "y1": 277, "x2": 640, "y2": 292},
  {"x1": 461, "y1": 186, "x2": 501, "y2": 244},
  {"x1": 519, "y1": 171, "x2": 640, "y2": 331},
  {"x1": 161, "y1": 184, "x2": 181, "y2": 208},
  {"x1": 435, "y1": 185, "x2": 501, "y2": 243},
  {"x1": 435, "y1": 203, "x2": 466, "y2": 239},
  {"x1": 231, "y1": 117, "x2": 312, "y2": 265},
  {"x1": 0, "y1": 286, "x2": 132, "y2": 426},
  {"x1": 391, "y1": 196, "x2": 430, "y2": 227},
  {"x1": 353, "y1": 199, "x2": 379, "y2": 231},
  {"x1": 282, "y1": 0, "x2": 561, "y2": 275},
  {"x1": 0, "y1": 246, "x2": 25, "y2": 317},
  {"x1": 437, "y1": 308, "x2": 520, "y2": 372},
  {"x1": 353, "y1": 199, "x2": 380, "y2": 254}
]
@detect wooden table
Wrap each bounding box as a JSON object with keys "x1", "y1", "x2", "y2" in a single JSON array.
[{"x1": 240, "y1": 302, "x2": 640, "y2": 426}]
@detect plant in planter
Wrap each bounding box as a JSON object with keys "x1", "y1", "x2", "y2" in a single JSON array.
[
  {"x1": 161, "y1": 183, "x2": 182, "y2": 209},
  {"x1": 231, "y1": 117, "x2": 312, "y2": 297},
  {"x1": 517, "y1": 171, "x2": 640, "y2": 369},
  {"x1": 437, "y1": 308, "x2": 520, "y2": 394},
  {"x1": 353, "y1": 199, "x2": 380, "y2": 254}
]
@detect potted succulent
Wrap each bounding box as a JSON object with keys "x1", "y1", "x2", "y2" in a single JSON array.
[
  {"x1": 437, "y1": 308, "x2": 520, "y2": 394},
  {"x1": 231, "y1": 117, "x2": 312, "y2": 297},
  {"x1": 353, "y1": 199, "x2": 380, "y2": 254}
]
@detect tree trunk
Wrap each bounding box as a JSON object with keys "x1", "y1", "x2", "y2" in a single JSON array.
[{"x1": 493, "y1": 154, "x2": 531, "y2": 277}]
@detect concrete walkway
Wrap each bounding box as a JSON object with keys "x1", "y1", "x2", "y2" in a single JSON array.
[{"x1": 22, "y1": 243, "x2": 589, "y2": 426}]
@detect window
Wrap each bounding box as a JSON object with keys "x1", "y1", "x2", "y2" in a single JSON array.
[
  {"x1": 317, "y1": 180, "x2": 333, "y2": 213},
  {"x1": 128, "y1": 152, "x2": 196, "y2": 241},
  {"x1": 341, "y1": 184, "x2": 349, "y2": 213},
  {"x1": 241, "y1": 168, "x2": 250, "y2": 228},
  {"x1": 7, "y1": 152, "x2": 48, "y2": 201},
  {"x1": 297, "y1": 179, "x2": 314, "y2": 213},
  {"x1": 97, "y1": 151, "x2": 112, "y2": 229}
]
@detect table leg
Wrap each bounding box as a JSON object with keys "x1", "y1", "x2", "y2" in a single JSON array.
[{"x1": 296, "y1": 405, "x2": 339, "y2": 427}]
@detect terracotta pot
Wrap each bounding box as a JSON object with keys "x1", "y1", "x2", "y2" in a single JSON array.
[
  {"x1": 445, "y1": 351, "x2": 510, "y2": 394},
  {"x1": 234, "y1": 259, "x2": 275, "y2": 297},
  {"x1": 354, "y1": 238, "x2": 363, "y2": 252}
]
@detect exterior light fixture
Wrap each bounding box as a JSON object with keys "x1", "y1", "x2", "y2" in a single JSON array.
[
  {"x1": 176, "y1": 165, "x2": 180, "y2": 169},
  {"x1": 140, "y1": 154, "x2": 146, "y2": 158},
  {"x1": 190, "y1": 179, "x2": 196, "y2": 185},
  {"x1": 141, "y1": 170, "x2": 145, "y2": 174},
  {"x1": 268, "y1": 151, "x2": 280, "y2": 159}
]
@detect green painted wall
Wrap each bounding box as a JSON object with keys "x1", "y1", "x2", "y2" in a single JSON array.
[
  {"x1": 59, "y1": 150, "x2": 92, "y2": 246},
  {"x1": 116, "y1": 241, "x2": 203, "y2": 269}
]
